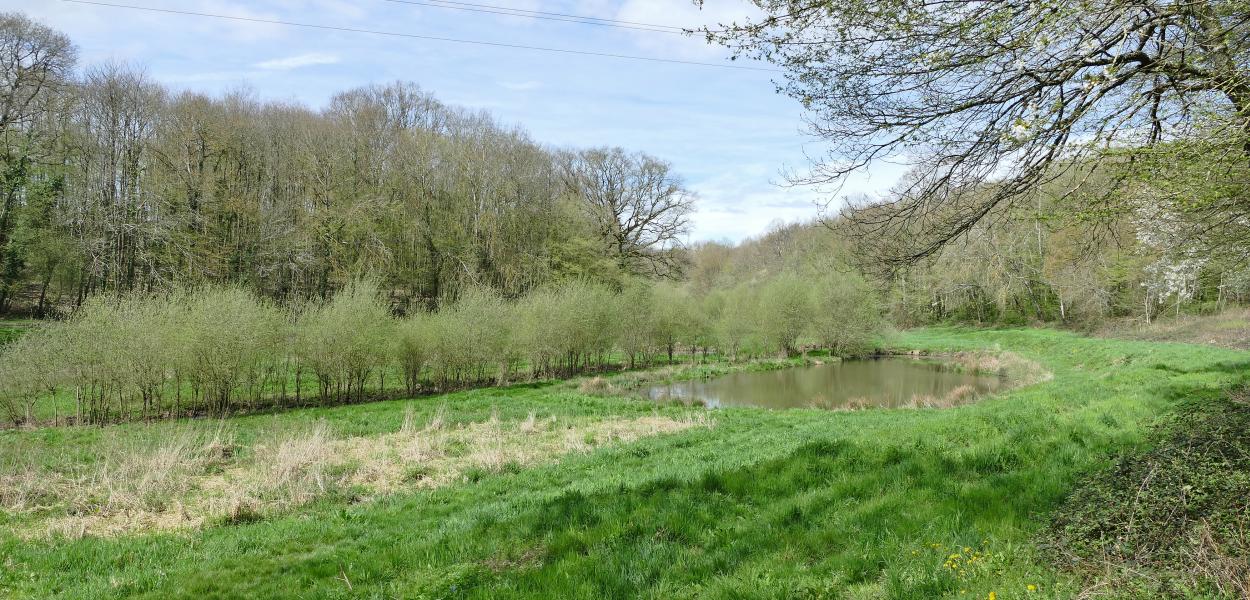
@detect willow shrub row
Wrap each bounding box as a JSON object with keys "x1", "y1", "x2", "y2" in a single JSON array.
[{"x1": 0, "y1": 272, "x2": 883, "y2": 425}]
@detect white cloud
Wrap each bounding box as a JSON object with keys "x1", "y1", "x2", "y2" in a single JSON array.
[
  {"x1": 254, "y1": 52, "x2": 340, "y2": 70},
  {"x1": 684, "y1": 164, "x2": 827, "y2": 241}
]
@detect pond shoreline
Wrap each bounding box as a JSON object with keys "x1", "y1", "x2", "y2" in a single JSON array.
[{"x1": 643, "y1": 355, "x2": 1007, "y2": 411}]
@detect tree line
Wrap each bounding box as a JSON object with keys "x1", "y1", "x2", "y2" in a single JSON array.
[
  {"x1": 0, "y1": 13, "x2": 694, "y2": 317},
  {"x1": 0, "y1": 271, "x2": 883, "y2": 426},
  {"x1": 691, "y1": 207, "x2": 1250, "y2": 332}
]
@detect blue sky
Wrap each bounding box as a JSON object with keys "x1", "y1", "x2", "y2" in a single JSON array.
[{"x1": 12, "y1": 0, "x2": 903, "y2": 243}]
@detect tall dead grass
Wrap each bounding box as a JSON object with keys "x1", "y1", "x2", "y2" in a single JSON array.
[
  {"x1": 942, "y1": 350, "x2": 1051, "y2": 385},
  {"x1": 4, "y1": 409, "x2": 712, "y2": 538}
]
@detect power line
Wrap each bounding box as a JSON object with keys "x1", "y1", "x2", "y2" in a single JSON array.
[
  {"x1": 416, "y1": 0, "x2": 685, "y2": 30},
  {"x1": 380, "y1": 0, "x2": 686, "y2": 34},
  {"x1": 58, "y1": 0, "x2": 778, "y2": 72}
]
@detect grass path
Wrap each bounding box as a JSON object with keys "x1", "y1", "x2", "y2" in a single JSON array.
[{"x1": 1, "y1": 328, "x2": 1246, "y2": 599}]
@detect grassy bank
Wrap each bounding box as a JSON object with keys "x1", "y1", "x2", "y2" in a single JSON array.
[{"x1": 0, "y1": 328, "x2": 1246, "y2": 598}]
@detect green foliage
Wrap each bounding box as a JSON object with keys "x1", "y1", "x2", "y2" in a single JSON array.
[
  {"x1": 1050, "y1": 394, "x2": 1250, "y2": 598},
  {"x1": 0, "y1": 287, "x2": 285, "y2": 423},
  {"x1": 0, "y1": 323, "x2": 59, "y2": 423},
  {"x1": 0, "y1": 320, "x2": 32, "y2": 346},
  {"x1": 649, "y1": 282, "x2": 697, "y2": 363},
  {"x1": 715, "y1": 282, "x2": 767, "y2": 360},
  {"x1": 426, "y1": 285, "x2": 513, "y2": 385},
  {"x1": 516, "y1": 280, "x2": 621, "y2": 376},
  {"x1": 614, "y1": 282, "x2": 657, "y2": 368},
  {"x1": 759, "y1": 272, "x2": 816, "y2": 356},
  {"x1": 810, "y1": 270, "x2": 886, "y2": 356},
  {"x1": 180, "y1": 287, "x2": 285, "y2": 412},
  {"x1": 296, "y1": 278, "x2": 392, "y2": 403},
  {"x1": 2, "y1": 329, "x2": 1244, "y2": 598},
  {"x1": 0, "y1": 256, "x2": 891, "y2": 425},
  {"x1": 0, "y1": 45, "x2": 694, "y2": 316}
]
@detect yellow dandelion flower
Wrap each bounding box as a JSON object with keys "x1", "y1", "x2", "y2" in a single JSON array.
[
  {"x1": 1028, "y1": 584, "x2": 1037, "y2": 592},
  {"x1": 988, "y1": 592, "x2": 997, "y2": 600}
]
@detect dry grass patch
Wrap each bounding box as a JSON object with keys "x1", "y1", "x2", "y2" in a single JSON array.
[
  {"x1": 896, "y1": 383, "x2": 982, "y2": 410},
  {"x1": 1096, "y1": 308, "x2": 1250, "y2": 350},
  {"x1": 836, "y1": 383, "x2": 986, "y2": 411},
  {"x1": 942, "y1": 350, "x2": 1052, "y2": 385},
  {"x1": 5, "y1": 410, "x2": 712, "y2": 539},
  {"x1": 894, "y1": 349, "x2": 1051, "y2": 387}
]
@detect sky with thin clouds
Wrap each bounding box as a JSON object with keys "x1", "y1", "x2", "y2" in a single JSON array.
[{"x1": 7, "y1": 0, "x2": 905, "y2": 243}]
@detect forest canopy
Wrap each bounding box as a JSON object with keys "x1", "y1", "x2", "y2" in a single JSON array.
[{"x1": 0, "y1": 13, "x2": 695, "y2": 316}]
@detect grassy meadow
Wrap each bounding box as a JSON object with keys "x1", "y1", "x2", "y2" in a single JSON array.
[{"x1": 1, "y1": 327, "x2": 1247, "y2": 599}]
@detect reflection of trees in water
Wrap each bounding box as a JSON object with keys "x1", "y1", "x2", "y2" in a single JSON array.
[{"x1": 650, "y1": 359, "x2": 1001, "y2": 411}]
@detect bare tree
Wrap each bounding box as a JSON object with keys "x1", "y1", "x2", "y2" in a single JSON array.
[
  {"x1": 74, "y1": 63, "x2": 165, "y2": 293},
  {"x1": 700, "y1": 0, "x2": 1250, "y2": 270},
  {"x1": 560, "y1": 147, "x2": 695, "y2": 278}
]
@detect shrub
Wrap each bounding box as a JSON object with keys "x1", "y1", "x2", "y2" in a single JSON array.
[
  {"x1": 616, "y1": 283, "x2": 657, "y2": 369},
  {"x1": 650, "y1": 282, "x2": 696, "y2": 363},
  {"x1": 179, "y1": 286, "x2": 285, "y2": 414},
  {"x1": 759, "y1": 273, "x2": 815, "y2": 356},
  {"x1": 296, "y1": 278, "x2": 393, "y2": 403},
  {"x1": 516, "y1": 280, "x2": 619, "y2": 377},
  {"x1": 396, "y1": 312, "x2": 432, "y2": 395},
  {"x1": 810, "y1": 271, "x2": 885, "y2": 357}
]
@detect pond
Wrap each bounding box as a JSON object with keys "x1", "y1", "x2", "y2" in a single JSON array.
[{"x1": 646, "y1": 357, "x2": 1004, "y2": 410}]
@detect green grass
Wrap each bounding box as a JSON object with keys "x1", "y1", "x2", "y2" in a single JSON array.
[
  {"x1": 1, "y1": 327, "x2": 1246, "y2": 599},
  {"x1": 0, "y1": 319, "x2": 34, "y2": 347}
]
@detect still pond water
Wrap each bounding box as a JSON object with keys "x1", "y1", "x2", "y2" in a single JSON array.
[{"x1": 647, "y1": 357, "x2": 1003, "y2": 410}]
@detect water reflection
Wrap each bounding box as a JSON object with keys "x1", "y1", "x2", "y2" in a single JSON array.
[{"x1": 647, "y1": 357, "x2": 1002, "y2": 410}]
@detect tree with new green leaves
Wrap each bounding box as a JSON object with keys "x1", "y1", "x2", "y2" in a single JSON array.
[
  {"x1": 650, "y1": 282, "x2": 696, "y2": 364},
  {"x1": 0, "y1": 13, "x2": 76, "y2": 312},
  {"x1": 615, "y1": 282, "x2": 657, "y2": 369},
  {"x1": 180, "y1": 286, "x2": 284, "y2": 414},
  {"x1": 810, "y1": 271, "x2": 884, "y2": 357},
  {"x1": 296, "y1": 278, "x2": 392, "y2": 403},
  {"x1": 442, "y1": 284, "x2": 517, "y2": 384},
  {"x1": 759, "y1": 273, "x2": 815, "y2": 357},
  {"x1": 715, "y1": 282, "x2": 766, "y2": 361},
  {"x1": 0, "y1": 322, "x2": 61, "y2": 423},
  {"x1": 701, "y1": 0, "x2": 1250, "y2": 271}
]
